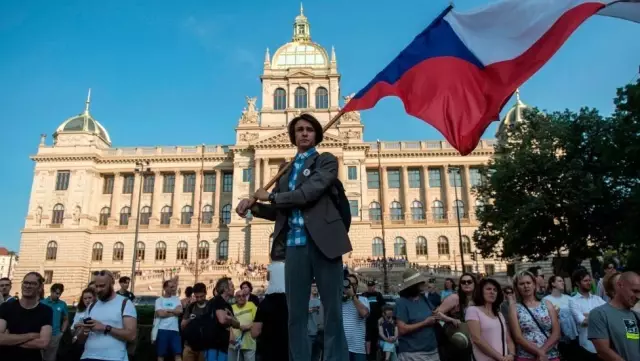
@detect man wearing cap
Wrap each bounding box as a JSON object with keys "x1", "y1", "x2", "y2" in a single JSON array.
[
  {"x1": 236, "y1": 113, "x2": 352, "y2": 361},
  {"x1": 361, "y1": 280, "x2": 386, "y2": 360}
]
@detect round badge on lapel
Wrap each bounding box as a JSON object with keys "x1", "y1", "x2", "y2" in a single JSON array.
[{"x1": 303, "y1": 169, "x2": 311, "y2": 177}]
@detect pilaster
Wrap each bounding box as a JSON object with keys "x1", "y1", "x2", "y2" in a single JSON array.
[
  {"x1": 442, "y1": 165, "x2": 450, "y2": 221},
  {"x1": 172, "y1": 171, "x2": 183, "y2": 223},
  {"x1": 109, "y1": 173, "x2": 122, "y2": 225},
  {"x1": 422, "y1": 165, "x2": 430, "y2": 223},
  {"x1": 150, "y1": 171, "x2": 163, "y2": 225},
  {"x1": 401, "y1": 166, "x2": 411, "y2": 221}
]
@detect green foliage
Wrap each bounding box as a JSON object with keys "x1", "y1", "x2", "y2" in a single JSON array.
[{"x1": 474, "y1": 79, "x2": 640, "y2": 263}]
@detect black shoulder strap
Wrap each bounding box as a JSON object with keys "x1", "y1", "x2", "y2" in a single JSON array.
[
  {"x1": 87, "y1": 302, "x2": 96, "y2": 315},
  {"x1": 498, "y1": 313, "x2": 506, "y2": 356}
]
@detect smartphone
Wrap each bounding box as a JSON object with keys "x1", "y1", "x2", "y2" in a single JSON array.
[{"x1": 83, "y1": 317, "x2": 92, "y2": 324}]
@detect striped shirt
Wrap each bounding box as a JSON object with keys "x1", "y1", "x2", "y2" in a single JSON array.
[
  {"x1": 286, "y1": 147, "x2": 317, "y2": 247},
  {"x1": 342, "y1": 296, "x2": 370, "y2": 354}
]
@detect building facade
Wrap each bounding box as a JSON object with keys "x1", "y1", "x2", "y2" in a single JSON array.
[
  {"x1": 0, "y1": 248, "x2": 18, "y2": 280},
  {"x1": 15, "y1": 8, "x2": 513, "y2": 299}
]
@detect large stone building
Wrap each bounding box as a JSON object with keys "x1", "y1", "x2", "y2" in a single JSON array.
[{"x1": 15, "y1": 7, "x2": 514, "y2": 300}]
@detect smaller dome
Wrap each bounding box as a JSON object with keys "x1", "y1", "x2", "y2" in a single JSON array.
[
  {"x1": 54, "y1": 89, "x2": 111, "y2": 144},
  {"x1": 497, "y1": 89, "x2": 528, "y2": 136}
]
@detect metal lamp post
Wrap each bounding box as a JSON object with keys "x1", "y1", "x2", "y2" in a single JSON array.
[{"x1": 130, "y1": 160, "x2": 150, "y2": 293}]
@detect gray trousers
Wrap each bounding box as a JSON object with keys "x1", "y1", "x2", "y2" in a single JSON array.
[{"x1": 285, "y1": 238, "x2": 348, "y2": 361}]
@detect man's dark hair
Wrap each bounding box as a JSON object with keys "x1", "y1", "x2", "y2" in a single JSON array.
[
  {"x1": 215, "y1": 277, "x2": 232, "y2": 295},
  {"x1": 50, "y1": 283, "x2": 64, "y2": 293},
  {"x1": 0, "y1": 277, "x2": 11, "y2": 283},
  {"x1": 119, "y1": 276, "x2": 131, "y2": 283},
  {"x1": 240, "y1": 281, "x2": 253, "y2": 292},
  {"x1": 185, "y1": 286, "x2": 194, "y2": 297},
  {"x1": 527, "y1": 267, "x2": 542, "y2": 277},
  {"x1": 192, "y1": 283, "x2": 207, "y2": 294},
  {"x1": 24, "y1": 272, "x2": 44, "y2": 285},
  {"x1": 572, "y1": 268, "x2": 591, "y2": 286},
  {"x1": 163, "y1": 280, "x2": 173, "y2": 289},
  {"x1": 288, "y1": 114, "x2": 323, "y2": 145}
]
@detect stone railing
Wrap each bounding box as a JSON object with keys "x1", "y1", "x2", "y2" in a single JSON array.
[
  {"x1": 369, "y1": 139, "x2": 496, "y2": 152},
  {"x1": 102, "y1": 145, "x2": 230, "y2": 157}
]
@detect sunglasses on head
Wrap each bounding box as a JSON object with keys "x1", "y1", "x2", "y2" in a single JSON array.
[
  {"x1": 93, "y1": 270, "x2": 113, "y2": 278},
  {"x1": 460, "y1": 279, "x2": 474, "y2": 285}
]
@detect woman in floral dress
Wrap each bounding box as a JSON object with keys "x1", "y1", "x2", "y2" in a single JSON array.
[{"x1": 507, "y1": 270, "x2": 561, "y2": 361}]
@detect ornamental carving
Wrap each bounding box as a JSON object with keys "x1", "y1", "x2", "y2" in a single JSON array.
[
  {"x1": 340, "y1": 94, "x2": 361, "y2": 123},
  {"x1": 239, "y1": 96, "x2": 259, "y2": 124},
  {"x1": 341, "y1": 129, "x2": 361, "y2": 140},
  {"x1": 239, "y1": 132, "x2": 259, "y2": 142}
]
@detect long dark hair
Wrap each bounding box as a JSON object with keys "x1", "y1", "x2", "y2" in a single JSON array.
[
  {"x1": 457, "y1": 273, "x2": 477, "y2": 309},
  {"x1": 547, "y1": 275, "x2": 564, "y2": 294},
  {"x1": 444, "y1": 277, "x2": 456, "y2": 290},
  {"x1": 77, "y1": 288, "x2": 96, "y2": 312},
  {"x1": 473, "y1": 278, "x2": 503, "y2": 316}
]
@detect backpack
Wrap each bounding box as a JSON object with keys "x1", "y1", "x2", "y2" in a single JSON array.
[
  {"x1": 308, "y1": 156, "x2": 352, "y2": 231},
  {"x1": 182, "y1": 300, "x2": 220, "y2": 351}
]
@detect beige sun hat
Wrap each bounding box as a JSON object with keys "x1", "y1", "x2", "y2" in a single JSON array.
[{"x1": 399, "y1": 268, "x2": 428, "y2": 292}]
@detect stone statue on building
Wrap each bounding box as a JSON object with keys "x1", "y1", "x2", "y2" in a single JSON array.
[
  {"x1": 239, "y1": 96, "x2": 259, "y2": 124},
  {"x1": 73, "y1": 206, "x2": 81, "y2": 224},
  {"x1": 340, "y1": 93, "x2": 361, "y2": 123},
  {"x1": 35, "y1": 207, "x2": 42, "y2": 225}
]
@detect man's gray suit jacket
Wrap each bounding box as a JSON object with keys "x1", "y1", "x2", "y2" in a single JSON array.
[{"x1": 250, "y1": 152, "x2": 352, "y2": 261}]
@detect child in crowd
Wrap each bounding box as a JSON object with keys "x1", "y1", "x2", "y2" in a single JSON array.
[{"x1": 378, "y1": 305, "x2": 398, "y2": 361}]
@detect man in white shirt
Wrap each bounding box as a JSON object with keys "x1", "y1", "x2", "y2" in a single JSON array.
[
  {"x1": 155, "y1": 280, "x2": 183, "y2": 361},
  {"x1": 569, "y1": 269, "x2": 605, "y2": 361},
  {"x1": 79, "y1": 270, "x2": 137, "y2": 361},
  {"x1": 342, "y1": 274, "x2": 370, "y2": 361}
]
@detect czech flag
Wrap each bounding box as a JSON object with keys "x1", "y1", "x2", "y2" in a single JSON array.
[{"x1": 341, "y1": 0, "x2": 640, "y2": 155}]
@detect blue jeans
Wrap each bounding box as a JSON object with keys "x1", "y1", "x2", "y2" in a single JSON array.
[{"x1": 205, "y1": 349, "x2": 228, "y2": 361}]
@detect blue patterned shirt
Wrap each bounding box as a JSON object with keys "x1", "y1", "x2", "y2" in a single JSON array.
[{"x1": 286, "y1": 147, "x2": 317, "y2": 247}]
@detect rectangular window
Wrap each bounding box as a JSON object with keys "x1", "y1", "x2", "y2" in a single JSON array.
[
  {"x1": 102, "y1": 175, "x2": 114, "y2": 194},
  {"x1": 44, "y1": 270, "x2": 53, "y2": 284},
  {"x1": 222, "y1": 172, "x2": 233, "y2": 192},
  {"x1": 204, "y1": 173, "x2": 216, "y2": 192},
  {"x1": 428, "y1": 168, "x2": 441, "y2": 187},
  {"x1": 183, "y1": 173, "x2": 196, "y2": 193},
  {"x1": 408, "y1": 168, "x2": 421, "y2": 188},
  {"x1": 163, "y1": 174, "x2": 175, "y2": 193},
  {"x1": 470, "y1": 168, "x2": 482, "y2": 187},
  {"x1": 242, "y1": 169, "x2": 252, "y2": 183},
  {"x1": 449, "y1": 169, "x2": 462, "y2": 187},
  {"x1": 485, "y1": 264, "x2": 495, "y2": 276},
  {"x1": 367, "y1": 170, "x2": 380, "y2": 189},
  {"x1": 349, "y1": 200, "x2": 359, "y2": 217},
  {"x1": 463, "y1": 265, "x2": 474, "y2": 273},
  {"x1": 122, "y1": 175, "x2": 135, "y2": 194},
  {"x1": 347, "y1": 166, "x2": 358, "y2": 180},
  {"x1": 55, "y1": 171, "x2": 70, "y2": 191},
  {"x1": 387, "y1": 169, "x2": 400, "y2": 189},
  {"x1": 143, "y1": 175, "x2": 155, "y2": 193}
]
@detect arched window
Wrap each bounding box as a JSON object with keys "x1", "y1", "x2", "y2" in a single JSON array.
[
  {"x1": 221, "y1": 204, "x2": 231, "y2": 225},
  {"x1": 461, "y1": 236, "x2": 472, "y2": 254},
  {"x1": 315, "y1": 87, "x2": 328, "y2": 109},
  {"x1": 198, "y1": 241, "x2": 210, "y2": 260},
  {"x1": 177, "y1": 241, "x2": 188, "y2": 260},
  {"x1": 390, "y1": 201, "x2": 403, "y2": 220},
  {"x1": 136, "y1": 242, "x2": 146, "y2": 261},
  {"x1": 120, "y1": 206, "x2": 131, "y2": 226},
  {"x1": 416, "y1": 236, "x2": 428, "y2": 256},
  {"x1": 160, "y1": 206, "x2": 172, "y2": 225},
  {"x1": 99, "y1": 207, "x2": 110, "y2": 226},
  {"x1": 454, "y1": 200, "x2": 465, "y2": 219},
  {"x1": 52, "y1": 204, "x2": 65, "y2": 224},
  {"x1": 432, "y1": 200, "x2": 445, "y2": 220},
  {"x1": 372, "y1": 237, "x2": 383, "y2": 257},
  {"x1": 218, "y1": 240, "x2": 229, "y2": 261},
  {"x1": 294, "y1": 87, "x2": 307, "y2": 108},
  {"x1": 202, "y1": 205, "x2": 214, "y2": 224},
  {"x1": 92, "y1": 242, "x2": 103, "y2": 261},
  {"x1": 394, "y1": 237, "x2": 407, "y2": 257},
  {"x1": 437, "y1": 236, "x2": 450, "y2": 255},
  {"x1": 475, "y1": 199, "x2": 485, "y2": 214},
  {"x1": 46, "y1": 241, "x2": 58, "y2": 260},
  {"x1": 113, "y1": 242, "x2": 124, "y2": 261},
  {"x1": 273, "y1": 88, "x2": 287, "y2": 110},
  {"x1": 368, "y1": 202, "x2": 381, "y2": 221},
  {"x1": 140, "y1": 206, "x2": 151, "y2": 225},
  {"x1": 411, "y1": 200, "x2": 424, "y2": 220},
  {"x1": 156, "y1": 241, "x2": 167, "y2": 261},
  {"x1": 181, "y1": 205, "x2": 193, "y2": 225}
]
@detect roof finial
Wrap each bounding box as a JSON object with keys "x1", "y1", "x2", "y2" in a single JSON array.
[
  {"x1": 300, "y1": 2, "x2": 304, "y2": 16},
  {"x1": 331, "y1": 46, "x2": 336, "y2": 63},
  {"x1": 515, "y1": 88, "x2": 521, "y2": 104},
  {"x1": 84, "y1": 88, "x2": 92, "y2": 115}
]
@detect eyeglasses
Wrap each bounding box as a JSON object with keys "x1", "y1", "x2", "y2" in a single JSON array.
[
  {"x1": 460, "y1": 280, "x2": 474, "y2": 285},
  {"x1": 93, "y1": 270, "x2": 113, "y2": 277},
  {"x1": 22, "y1": 281, "x2": 39, "y2": 287}
]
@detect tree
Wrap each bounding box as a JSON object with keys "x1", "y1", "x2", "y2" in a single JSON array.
[{"x1": 474, "y1": 79, "x2": 640, "y2": 264}]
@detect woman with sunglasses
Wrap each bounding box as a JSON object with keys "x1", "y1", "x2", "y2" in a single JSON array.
[
  {"x1": 507, "y1": 270, "x2": 560, "y2": 361},
  {"x1": 435, "y1": 273, "x2": 477, "y2": 361}
]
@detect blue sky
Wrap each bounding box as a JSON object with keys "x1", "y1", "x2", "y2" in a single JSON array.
[{"x1": 0, "y1": 0, "x2": 638, "y2": 252}]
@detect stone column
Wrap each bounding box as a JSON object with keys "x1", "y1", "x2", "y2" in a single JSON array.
[
  {"x1": 442, "y1": 165, "x2": 451, "y2": 221},
  {"x1": 109, "y1": 172, "x2": 122, "y2": 224},
  {"x1": 215, "y1": 169, "x2": 222, "y2": 221},
  {"x1": 422, "y1": 165, "x2": 430, "y2": 223},
  {"x1": 254, "y1": 157, "x2": 261, "y2": 190},
  {"x1": 462, "y1": 165, "x2": 472, "y2": 217},
  {"x1": 192, "y1": 170, "x2": 203, "y2": 222},
  {"x1": 130, "y1": 172, "x2": 142, "y2": 225},
  {"x1": 339, "y1": 157, "x2": 347, "y2": 182},
  {"x1": 359, "y1": 160, "x2": 368, "y2": 221},
  {"x1": 151, "y1": 171, "x2": 163, "y2": 225},
  {"x1": 380, "y1": 166, "x2": 388, "y2": 220},
  {"x1": 172, "y1": 171, "x2": 183, "y2": 224},
  {"x1": 401, "y1": 166, "x2": 411, "y2": 222},
  {"x1": 262, "y1": 159, "x2": 269, "y2": 190}
]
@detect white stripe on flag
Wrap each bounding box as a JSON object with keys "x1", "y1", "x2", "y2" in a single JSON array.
[{"x1": 598, "y1": 1, "x2": 640, "y2": 23}]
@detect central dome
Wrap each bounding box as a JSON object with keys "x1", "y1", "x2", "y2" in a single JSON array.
[
  {"x1": 272, "y1": 42, "x2": 328, "y2": 69},
  {"x1": 54, "y1": 89, "x2": 112, "y2": 144}
]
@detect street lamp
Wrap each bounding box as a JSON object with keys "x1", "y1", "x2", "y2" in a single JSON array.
[
  {"x1": 130, "y1": 160, "x2": 151, "y2": 293},
  {"x1": 448, "y1": 166, "x2": 466, "y2": 271}
]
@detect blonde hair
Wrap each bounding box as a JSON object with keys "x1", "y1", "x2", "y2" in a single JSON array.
[{"x1": 513, "y1": 270, "x2": 537, "y2": 302}]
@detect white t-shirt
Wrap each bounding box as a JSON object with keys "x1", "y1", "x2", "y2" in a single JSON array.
[
  {"x1": 543, "y1": 293, "x2": 571, "y2": 310},
  {"x1": 82, "y1": 294, "x2": 137, "y2": 361},
  {"x1": 155, "y1": 296, "x2": 181, "y2": 331}
]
